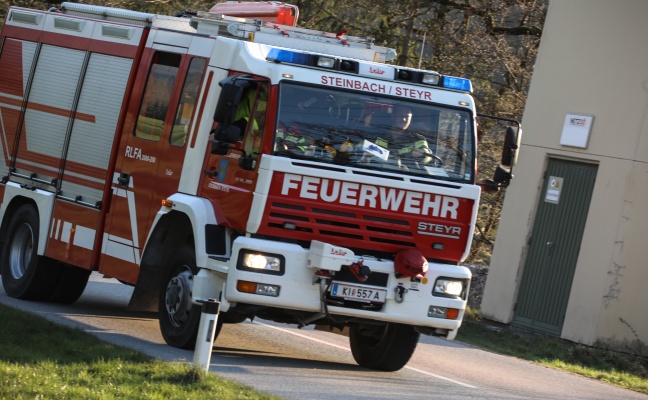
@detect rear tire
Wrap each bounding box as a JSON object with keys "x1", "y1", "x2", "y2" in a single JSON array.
[
  {"x1": 159, "y1": 245, "x2": 222, "y2": 349},
  {"x1": 349, "y1": 323, "x2": 420, "y2": 371},
  {"x1": 0, "y1": 204, "x2": 62, "y2": 300},
  {"x1": 48, "y1": 264, "x2": 91, "y2": 304}
]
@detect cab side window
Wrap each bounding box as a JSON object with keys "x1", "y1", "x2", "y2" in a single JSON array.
[
  {"x1": 171, "y1": 58, "x2": 207, "y2": 147},
  {"x1": 242, "y1": 85, "x2": 268, "y2": 162},
  {"x1": 135, "y1": 52, "x2": 181, "y2": 141}
]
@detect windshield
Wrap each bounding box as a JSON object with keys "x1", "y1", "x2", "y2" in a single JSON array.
[{"x1": 274, "y1": 82, "x2": 475, "y2": 183}]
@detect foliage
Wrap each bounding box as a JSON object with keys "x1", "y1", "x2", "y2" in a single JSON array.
[
  {"x1": 0, "y1": 304, "x2": 281, "y2": 399},
  {"x1": 0, "y1": 0, "x2": 548, "y2": 263}
]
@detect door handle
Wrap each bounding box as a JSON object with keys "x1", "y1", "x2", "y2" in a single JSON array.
[
  {"x1": 117, "y1": 172, "x2": 130, "y2": 188},
  {"x1": 547, "y1": 241, "x2": 554, "y2": 256}
]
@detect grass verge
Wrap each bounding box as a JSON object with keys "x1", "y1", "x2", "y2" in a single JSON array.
[
  {"x1": 456, "y1": 308, "x2": 648, "y2": 394},
  {"x1": 0, "y1": 304, "x2": 280, "y2": 400}
]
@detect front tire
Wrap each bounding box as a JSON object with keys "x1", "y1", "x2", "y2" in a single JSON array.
[
  {"x1": 0, "y1": 204, "x2": 62, "y2": 300},
  {"x1": 349, "y1": 323, "x2": 420, "y2": 371},
  {"x1": 158, "y1": 245, "x2": 205, "y2": 349}
]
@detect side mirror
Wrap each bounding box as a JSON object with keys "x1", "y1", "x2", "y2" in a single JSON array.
[
  {"x1": 210, "y1": 125, "x2": 241, "y2": 155},
  {"x1": 501, "y1": 126, "x2": 522, "y2": 167},
  {"x1": 490, "y1": 125, "x2": 522, "y2": 188},
  {"x1": 213, "y1": 76, "x2": 256, "y2": 125},
  {"x1": 214, "y1": 82, "x2": 245, "y2": 124}
]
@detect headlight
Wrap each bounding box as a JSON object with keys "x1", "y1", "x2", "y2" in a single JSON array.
[
  {"x1": 244, "y1": 254, "x2": 280, "y2": 270},
  {"x1": 237, "y1": 250, "x2": 285, "y2": 275},
  {"x1": 433, "y1": 278, "x2": 465, "y2": 298}
]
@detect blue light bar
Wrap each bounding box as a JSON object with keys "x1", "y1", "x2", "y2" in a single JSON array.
[
  {"x1": 443, "y1": 76, "x2": 473, "y2": 93},
  {"x1": 267, "y1": 48, "x2": 312, "y2": 66}
]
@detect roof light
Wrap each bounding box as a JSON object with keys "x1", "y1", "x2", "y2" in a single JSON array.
[
  {"x1": 422, "y1": 73, "x2": 440, "y2": 85},
  {"x1": 442, "y1": 76, "x2": 473, "y2": 93},
  {"x1": 395, "y1": 68, "x2": 419, "y2": 82},
  {"x1": 266, "y1": 48, "x2": 311, "y2": 65},
  {"x1": 398, "y1": 69, "x2": 412, "y2": 80},
  {"x1": 316, "y1": 56, "x2": 335, "y2": 68},
  {"x1": 340, "y1": 59, "x2": 357, "y2": 72}
]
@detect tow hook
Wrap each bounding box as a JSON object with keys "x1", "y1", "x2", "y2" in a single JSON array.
[
  {"x1": 347, "y1": 258, "x2": 371, "y2": 282},
  {"x1": 394, "y1": 285, "x2": 408, "y2": 303}
]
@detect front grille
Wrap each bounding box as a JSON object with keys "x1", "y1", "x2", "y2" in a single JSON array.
[{"x1": 263, "y1": 201, "x2": 416, "y2": 253}]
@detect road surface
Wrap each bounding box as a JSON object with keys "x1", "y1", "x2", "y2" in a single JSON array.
[{"x1": 0, "y1": 273, "x2": 645, "y2": 400}]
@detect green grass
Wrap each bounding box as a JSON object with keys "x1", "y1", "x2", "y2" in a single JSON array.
[
  {"x1": 456, "y1": 308, "x2": 648, "y2": 394},
  {"x1": 0, "y1": 304, "x2": 280, "y2": 400}
]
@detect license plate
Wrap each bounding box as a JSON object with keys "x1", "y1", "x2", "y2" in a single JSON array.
[{"x1": 330, "y1": 283, "x2": 387, "y2": 303}]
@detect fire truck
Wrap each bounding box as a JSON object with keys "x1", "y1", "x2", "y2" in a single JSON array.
[{"x1": 0, "y1": 2, "x2": 520, "y2": 371}]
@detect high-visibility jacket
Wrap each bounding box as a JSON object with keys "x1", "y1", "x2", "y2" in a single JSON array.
[{"x1": 375, "y1": 132, "x2": 430, "y2": 158}]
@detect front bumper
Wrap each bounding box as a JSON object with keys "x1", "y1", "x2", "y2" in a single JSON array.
[{"x1": 197, "y1": 236, "x2": 471, "y2": 337}]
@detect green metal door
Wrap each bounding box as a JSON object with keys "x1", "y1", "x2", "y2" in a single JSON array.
[{"x1": 512, "y1": 159, "x2": 598, "y2": 336}]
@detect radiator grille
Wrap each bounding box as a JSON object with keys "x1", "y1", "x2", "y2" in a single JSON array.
[{"x1": 265, "y1": 201, "x2": 416, "y2": 250}]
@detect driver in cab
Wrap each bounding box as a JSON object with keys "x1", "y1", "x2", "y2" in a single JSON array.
[{"x1": 362, "y1": 105, "x2": 433, "y2": 168}]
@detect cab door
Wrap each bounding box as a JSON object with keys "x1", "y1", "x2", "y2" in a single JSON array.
[
  {"x1": 199, "y1": 79, "x2": 270, "y2": 232},
  {"x1": 99, "y1": 44, "x2": 207, "y2": 283}
]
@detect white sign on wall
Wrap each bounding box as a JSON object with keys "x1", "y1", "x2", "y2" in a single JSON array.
[
  {"x1": 560, "y1": 113, "x2": 594, "y2": 148},
  {"x1": 545, "y1": 176, "x2": 563, "y2": 204}
]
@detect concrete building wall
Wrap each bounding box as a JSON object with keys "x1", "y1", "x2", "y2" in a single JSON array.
[{"x1": 481, "y1": 0, "x2": 648, "y2": 350}]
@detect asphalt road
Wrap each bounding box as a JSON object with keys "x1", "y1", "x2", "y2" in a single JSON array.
[{"x1": 1, "y1": 272, "x2": 646, "y2": 400}]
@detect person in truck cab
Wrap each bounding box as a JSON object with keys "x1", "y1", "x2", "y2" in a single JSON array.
[
  {"x1": 275, "y1": 118, "x2": 309, "y2": 153},
  {"x1": 274, "y1": 89, "x2": 333, "y2": 157},
  {"x1": 359, "y1": 105, "x2": 434, "y2": 169},
  {"x1": 385, "y1": 105, "x2": 432, "y2": 160}
]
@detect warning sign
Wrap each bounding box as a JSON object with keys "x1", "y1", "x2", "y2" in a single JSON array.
[{"x1": 545, "y1": 176, "x2": 563, "y2": 204}]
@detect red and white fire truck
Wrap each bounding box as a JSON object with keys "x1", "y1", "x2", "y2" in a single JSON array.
[{"x1": 0, "y1": 1, "x2": 520, "y2": 371}]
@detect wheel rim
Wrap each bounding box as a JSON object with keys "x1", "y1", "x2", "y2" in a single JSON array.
[
  {"x1": 8, "y1": 222, "x2": 34, "y2": 280},
  {"x1": 164, "y1": 266, "x2": 194, "y2": 327}
]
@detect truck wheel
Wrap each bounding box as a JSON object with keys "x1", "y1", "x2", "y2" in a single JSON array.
[
  {"x1": 159, "y1": 245, "x2": 220, "y2": 349},
  {"x1": 349, "y1": 323, "x2": 420, "y2": 371},
  {"x1": 47, "y1": 264, "x2": 91, "y2": 304},
  {"x1": 0, "y1": 204, "x2": 62, "y2": 300}
]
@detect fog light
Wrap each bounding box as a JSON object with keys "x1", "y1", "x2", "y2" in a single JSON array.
[
  {"x1": 237, "y1": 280, "x2": 280, "y2": 297},
  {"x1": 256, "y1": 284, "x2": 280, "y2": 297},
  {"x1": 428, "y1": 306, "x2": 447, "y2": 318},
  {"x1": 427, "y1": 306, "x2": 460, "y2": 319}
]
